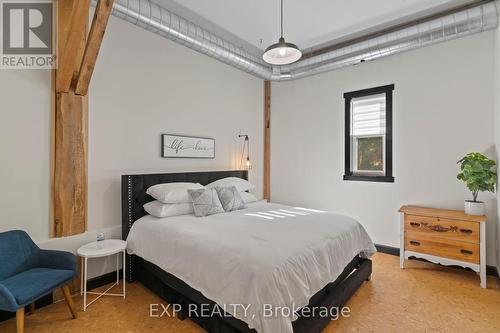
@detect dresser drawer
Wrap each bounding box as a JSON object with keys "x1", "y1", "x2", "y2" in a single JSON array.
[
  {"x1": 404, "y1": 214, "x2": 479, "y2": 243},
  {"x1": 404, "y1": 232, "x2": 479, "y2": 264}
]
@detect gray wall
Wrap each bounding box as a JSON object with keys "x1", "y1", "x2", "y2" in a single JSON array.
[{"x1": 271, "y1": 32, "x2": 498, "y2": 265}]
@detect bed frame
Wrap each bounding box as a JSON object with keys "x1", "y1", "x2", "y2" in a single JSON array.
[{"x1": 121, "y1": 170, "x2": 372, "y2": 333}]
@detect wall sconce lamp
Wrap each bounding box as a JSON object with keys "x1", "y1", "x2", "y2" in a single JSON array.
[{"x1": 238, "y1": 134, "x2": 252, "y2": 170}]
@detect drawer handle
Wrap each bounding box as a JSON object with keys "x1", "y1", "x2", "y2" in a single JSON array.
[
  {"x1": 460, "y1": 229, "x2": 473, "y2": 234},
  {"x1": 409, "y1": 241, "x2": 420, "y2": 246},
  {"x1": 428, "y1": 224, "x2": 455, "y2": 232},
  {"x1": 410, "y1": 222, "x2": 421, "y2": 227},
  {"x1": 460, "y1": 249, "x2": 473, "y2": 255}
]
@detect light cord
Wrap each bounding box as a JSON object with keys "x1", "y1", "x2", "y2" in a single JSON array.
[
  {"x1": 280, "y1": 0, "x2": 284, "y2": 38},
  {"x1": 239, "y1": 135, "x2": 249, "y2": 169}
]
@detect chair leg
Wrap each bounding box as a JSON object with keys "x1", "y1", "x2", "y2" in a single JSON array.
[
  {"x1": 16, "y1": 308, "x2": 24, "y2": 333},
  {"x1": 61, "y1": 285, "x2": 77, "y2": 319},
  {"x1": 28, "y1": 302, "x2": 35, "y2": 315}
]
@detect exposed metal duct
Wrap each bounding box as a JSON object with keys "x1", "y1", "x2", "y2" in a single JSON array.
[
  {"x1": 96, "y1": 0, "x2": 498, "y2": 81},
  {"x1": 281, "y1": 0, "x2": 499, "y2": 80},
  {"x1": 100, "y1": 0, "x2": 272, "y2": 79}
]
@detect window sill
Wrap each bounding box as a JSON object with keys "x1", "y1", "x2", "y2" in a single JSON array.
[{"x1": 343, "y1": 174, "x2": 395, "y2": 183}]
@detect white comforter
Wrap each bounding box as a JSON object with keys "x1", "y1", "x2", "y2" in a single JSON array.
[{"x1": 126, "y1": 202, "x2": 376, "y2": 333}]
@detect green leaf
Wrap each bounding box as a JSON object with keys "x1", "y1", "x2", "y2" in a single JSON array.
[{"x1": 456, "y1": 152, "x2": 497, "y2": 200}]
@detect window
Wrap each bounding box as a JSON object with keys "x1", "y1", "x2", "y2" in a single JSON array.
[{"x1": 344, "y1": 85, "x2": 394, "y2": 182}]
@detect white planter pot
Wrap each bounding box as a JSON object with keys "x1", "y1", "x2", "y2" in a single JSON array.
[{"x1": 464, "y1": 201, "x2": 485, "y2": 216}]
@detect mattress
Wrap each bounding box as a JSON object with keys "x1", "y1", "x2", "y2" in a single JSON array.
[{"x1": 126, "y1": 202, "x2": 376, "y2": 333}]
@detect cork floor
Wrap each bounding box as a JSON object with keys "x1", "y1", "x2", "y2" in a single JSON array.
[{"x1": 1, "y1": 253, "x2": 499, "y2": 333}]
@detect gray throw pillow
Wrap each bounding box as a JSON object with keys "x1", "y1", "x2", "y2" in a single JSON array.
[
  {"x1": 215, "y1": 186, "x2": 246, "y2": 212},
  {"x1": 188, "y1": 188, "x2": 225, "y2": 217}
]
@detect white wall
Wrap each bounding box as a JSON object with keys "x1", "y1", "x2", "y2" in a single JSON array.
[
  {"x1": 271, "y1": 32, "x2": 498, "y2": 265},
  {"x1": 88, "y1": 14, "x2": 263, "y2": 234},
  {"x1": 0, "y1": 70, "x2": 52, "y2": 239},
  {"x1": 0, "y1": 14, "x2": 263, "y2": 278}
]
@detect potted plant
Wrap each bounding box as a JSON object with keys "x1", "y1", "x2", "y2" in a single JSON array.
[{"x1": 457, "y1": 152, "x2": 496, "y2": 215}]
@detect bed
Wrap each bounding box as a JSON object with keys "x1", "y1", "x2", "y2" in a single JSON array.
[{"x1": 121, "y1": 170, "x2": 375, "y2": 333}]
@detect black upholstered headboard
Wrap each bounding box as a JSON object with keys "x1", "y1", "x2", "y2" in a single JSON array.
[{"x1": 121, "y1": 170, "x2": 248, "y2": 282}]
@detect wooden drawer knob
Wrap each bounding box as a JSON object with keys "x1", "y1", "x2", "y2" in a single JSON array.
[
  {"x1": 460, "y1": 249, "x2": 473, "y2": 255},
  {"x1": 410, "y1": 222, "x2": 420, "y2": 227},
  {"x1": 460, "y1": 229, "x2": 473, "y2": 234},
  {"x1": 409, "y1": 240, "x2": 421, "y2": 246}
]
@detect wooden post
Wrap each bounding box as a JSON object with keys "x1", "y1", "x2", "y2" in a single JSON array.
[
  {"x1": 263, "y1": 81, "x2": 271, "y2": 201},
  {"x1": 53, "y1": 93, "x2": 88, "y2": 236},
  {"x1": 51, "y1": 0, "x2": 112, "y2": 237},
  {"x1": 52, "y1": 0, "x2": 89, "y2": 237}
]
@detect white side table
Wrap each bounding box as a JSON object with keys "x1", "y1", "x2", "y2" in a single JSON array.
[{"x1": 77, "y1": 239, "x2": 127, "y2": 311}]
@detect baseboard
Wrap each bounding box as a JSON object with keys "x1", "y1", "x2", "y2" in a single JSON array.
[
  {"x1": 486, "y1": 266, "x2": 500, "y2": 278},
  {"x1": 374, "y1": 244, "x2": 399, "y2": 256},
  {"x1": 87, "y1": 269, "x2": 123, "y2": 290},
  {"x1": 375, "y1": 243, "x2": 499, "y2": 278},
  {"x1": 0, "y1": 269, "x2": 123, "y2": 323}
]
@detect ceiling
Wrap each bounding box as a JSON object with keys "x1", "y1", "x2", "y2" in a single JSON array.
[{"x1": 155, "y1": 0, "x2": 477, "y2": 54}]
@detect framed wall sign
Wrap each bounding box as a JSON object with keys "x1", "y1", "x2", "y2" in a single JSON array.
[{"x1": 161, "y1": 134, "x2": 215, "y2": 159}]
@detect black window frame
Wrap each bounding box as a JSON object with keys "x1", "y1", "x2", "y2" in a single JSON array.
[{"x1": 343, "y1": 84, "x2": 395, "y2": 183}]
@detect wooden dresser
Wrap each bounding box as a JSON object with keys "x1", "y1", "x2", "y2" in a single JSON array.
[{"x1": 399, "y1": 205, "x2": 487, "y2": 288}]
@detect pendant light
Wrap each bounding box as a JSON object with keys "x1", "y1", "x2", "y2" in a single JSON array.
[{"x1": 263, "y1": 0, "x2": 302, "y2": 65}]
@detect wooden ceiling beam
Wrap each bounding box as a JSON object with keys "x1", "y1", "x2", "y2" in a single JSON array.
[
  {"x1": 75, "y1": 0, "x2": 114, "y2": 96},
  {"x1": 57, "y1": 0, "x2": 90, "y2": 93}
]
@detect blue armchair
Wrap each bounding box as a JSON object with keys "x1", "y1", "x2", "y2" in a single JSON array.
[{"x1": 0, "y1": 230, "x2": 78, "y2": 333}]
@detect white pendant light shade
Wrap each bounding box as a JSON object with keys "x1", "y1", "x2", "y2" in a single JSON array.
[
  {"x1": 263, "y1": 0, "x2": 301, "y2": 65},
  {"x1": 263, "y1": 37, "x2": 302, "y2": 65}
]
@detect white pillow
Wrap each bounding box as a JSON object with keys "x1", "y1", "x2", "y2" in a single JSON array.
[
  {"x1": 206, "y1": 177, "x2": 255, "y2": 192},
  {"x1": 143, "y1": 201, "x2": 193, "y2": 218},
  {"x1": 146, "y1": 182, "x2": 204, "y2": 204},
  {"x1": 240, "y1": 191, "x2": 258, "y2": 204}
]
